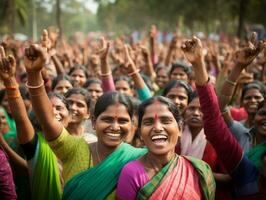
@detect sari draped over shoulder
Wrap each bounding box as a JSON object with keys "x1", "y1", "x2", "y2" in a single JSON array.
[
  {"x1": 247, "y1": 141, "x2": 266, "y2": 171},
  {"x1": 137, "y1": 155, "x2": 215, "y2": 200},
  {"x1": 32, "y1": 133, "x2": 62, "y2": 200},
  {"x1": 63, "y1": 142, "x2": 147, "y2": 200}
]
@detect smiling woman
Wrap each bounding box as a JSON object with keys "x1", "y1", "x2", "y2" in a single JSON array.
[{"x1": 116, "y1": 96, "x2": 215, "y2": 200}]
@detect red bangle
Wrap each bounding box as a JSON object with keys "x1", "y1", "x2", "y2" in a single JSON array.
[{"x1": 5, "y1": 84, "x2": 19, "y2": 90}]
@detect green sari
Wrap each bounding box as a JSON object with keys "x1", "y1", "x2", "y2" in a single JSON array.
[
  {"x1": 31, "y1": 133, "x2": 62, "y2": 200},
  {"x1": 247, "y1": 141, "x2": 266, "y2": 171},
  {"x1": 63, "y1": 142, "x2": 147, "y2": 200}
]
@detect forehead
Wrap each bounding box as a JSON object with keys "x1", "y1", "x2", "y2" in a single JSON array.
[
  {"x1": 87, "y1": 83, "x2": 102, "y2": 90},
  {"x1": 56, "y1": 80, "x2": 72, "y2": 87},
  {"x1": 71, "y1": 69, "x2": 85, "y2": 76},
  {"x1": 100, "y1": 103, "x2": 130, "y2": 117},
  {"x1": 188, "y1": 97, "x2": 200, "y2": 107},
  {"x1": 157, "y1": 68, "x2": 167, "y2": 76},
  {"x1": 167, "y1": 86, "x2": 188, "y2": 96},
  {"x1": 50, "y1": 96, "x2": 65, "y2": 106},
  {"x1": 244, "y1": 88, "x2": 263, "y2": 97},
  {"x1": 172, "y1": 67, "x2": 186, "y2": 74},
  {"x1": 143, "y1": 103, "x2": 173, "y2": 118},
  {"x1": 67, "y1": 93, "x2": 86, "y2": 103},
  {"x1": 116, "y1": 80, "x2": 130, "y2": 87}
]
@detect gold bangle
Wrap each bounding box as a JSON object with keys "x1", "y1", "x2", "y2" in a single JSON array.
[
  {"x1": 128, "y1": 69, "x2": 140, "y2": 76},
  {"x1": 225, "y1": 79, "x2": 236, "y2": 86},
  {"x1": 25, "y1": 80, "x2": 44, "y2": 89}
]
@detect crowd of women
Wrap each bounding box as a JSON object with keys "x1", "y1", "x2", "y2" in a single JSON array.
[{"x1": 0, "y1": 26, "x2": 266, "y2": 200}]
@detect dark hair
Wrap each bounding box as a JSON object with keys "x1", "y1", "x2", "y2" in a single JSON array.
[
  {"x1": 170, "y1": 62, "x2": 192, "y2": 76},
  {"x1": 51, "y1": 74, "x2": 72, "y2": 90},
  {"x1": 93, "y1": 91, "x2": 134, "y2": 120},
  {"x1": 48, "y1": 92, "x2": 70, "y2": 110},
  {"x1": 190, "y1": 91, "x2": 199, "y2": 102},
  {"x1": 257, "y1": 98, "x2": 266, "y2": 111},
  {"x1": 155, "y1": 66, "x2": 169, "y2": 75},
  {"x1": 29, "y1": 110, "x2": 42, "y2": 132},
  {"x1": 138, "y1": 96, "x2": 182, "y2": 128},
  {"x1": 241, "y1": 81, "x2": 266, "y2": 102},
  {"x1": 68, "y1": 64, "x2": 89, "y2": 78},
  {"x1": 83, "y1": 78, "x2": 102, "y2": 89},
  {"x1": 162, "y1": 80, "x2": 193, "y2": 103},
  {"x1": 114, "y1": 76, "x2": 133, "y2": 89},
  {"x1": 20, "y1": 72, "x2": 27, "y2": 82},
  {"x1": 64, "y1": 87, "x2": 91, "y2": 108}
]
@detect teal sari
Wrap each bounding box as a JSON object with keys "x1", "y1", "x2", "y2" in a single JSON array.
[
  {"x1": 247, "y1": 141, "x2": 266, "y2": 171},
  {"x1": 63, "y1": 143, "x2": 147, "y2": 200}
]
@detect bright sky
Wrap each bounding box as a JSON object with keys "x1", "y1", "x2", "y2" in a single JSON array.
[{"x1": 84, "y1": 0, "x2": 99, "y2": 14}]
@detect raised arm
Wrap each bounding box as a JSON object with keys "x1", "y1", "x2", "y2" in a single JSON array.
[
  {"x1": 219, "y1": 33, "x2": 265, "y2": 125},
  {"x1": 140, "y1": 46, "x2": 156, "y2": 79},
  {"x1": 181, "y1": 36, "x2": 243, "y2": 172},
  {"x1": 97, "y1": 37, "x2": 115, "y2": 92},
  {"x1": 24, "y1": 30, "x2": 62, "y2": 141},
  {"x1": 0, "y1": 46, "x2": 34, "y2": 144},
  {"x1": 124, "y1": 44, "x2": 151, "y2": 101}
]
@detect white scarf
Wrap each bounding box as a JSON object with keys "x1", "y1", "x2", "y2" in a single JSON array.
[{"x1": 180, "y1": 125, "x2": 207, "y2": 159}]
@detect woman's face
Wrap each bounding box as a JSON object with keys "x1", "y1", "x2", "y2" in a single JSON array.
[
  {"x1": 70, "y1": 69, "x2": 86, "y2": 87},
  {"x1": 50, "y1": 96, "x2": 70, "y2": 127},
  {"x1": 115, "y1": 80, "x2": 133, "y2": 96},
  {"x1": 166, "y1": 86, "x2": 189, "y2": 114},
  {"x1": 254, "y1": 104, "x2": 266, "y2": 136},
  {"x1": 87, "y1": 83, "x2": 103, "y2": 101},
  {"x1": 66, "y1": 93, "x2": 89, "y2": 124},
  {"x1": 141, "y1": 102, "x2": 180, "y2": 155},
  {"x1": 170, "y1": 67, "x2": 188, "y2": 82},
  {"x1": 242, "y1": 88, "x2": 264, "y2": 115},
  {"x1": 54, "y1": 80, "x2": 73, "y2": 95},
  {"x1": 184, "y1": 98, "x2": 203, "y2": 128},
  {"x1": 156, "y1": 68, "x2": 169, "y2": 88},
  {"x1": 94, "y1": 103, "x2": 131, "y2": 148}
]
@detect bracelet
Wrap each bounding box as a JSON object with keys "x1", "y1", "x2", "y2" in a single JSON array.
[
  {"x1": 225, "y1": 79, "x2": 236, "y2": 86},
  {"x1": 99, "y1": 71, "x2": 112, "y2": 77},
  {"x1": 7, "y1": 92, "x2": 21, "y2": 99},
  {"x1": 25, "y1": 80, "x2": 44, "y2": 89},
  {"x1": 5, "y1": 84, "x2": 19, "y2": 90},
  {"x1": 128, "y1": 69, "x2": 140, "y2": 76}
]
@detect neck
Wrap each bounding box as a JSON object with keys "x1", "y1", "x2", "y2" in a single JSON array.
[
  {"x1": 189, "y1": 126, "x2": 202, "y2": 141},
  {"x1": 246, "y1": 115, "x2": 255, "y2": 128},
  {"x1": 97, "y1": 141, "x2": 120, "y2": 161},
  {"x1": 145, "y1": 150, "x2": 175, "y2": 170},
  {"x1": 67, "y1": 122, "x2": 84, "y2": 136}
]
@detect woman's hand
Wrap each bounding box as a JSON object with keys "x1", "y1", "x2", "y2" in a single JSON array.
[
  {"x1": 181, "y1": 36, "x2": 204, "y2": 65},
  {"x1": 233, "y1": 32, "x2": 266, "y2": 68},
  {"x1": 0, "y1": 46, "x2": 16, "y2": 81},
  {"x1": 96, "y1": 37, "x2": 110, "y2": 61}
]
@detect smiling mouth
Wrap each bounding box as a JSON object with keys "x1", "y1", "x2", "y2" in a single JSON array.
[
  {"x1": 106, "y1": 132, "x2": 121, "y2": 140},
  {"x1": 151, "y1": 134, "x2": 168, "y2": 144}
]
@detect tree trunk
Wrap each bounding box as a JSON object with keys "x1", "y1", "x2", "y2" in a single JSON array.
[
  {"x1": 56, "y1": 0, "x2": 62, "y2": 39},
  {"x1": 237, "y1": 0, "x2": 248, "y2": 39}
]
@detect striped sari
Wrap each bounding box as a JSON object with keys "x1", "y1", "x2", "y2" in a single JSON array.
[{"x1": 137, "y1": 155, "x2": 215, "y2": 200}]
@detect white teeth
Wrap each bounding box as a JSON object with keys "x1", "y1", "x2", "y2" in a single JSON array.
[
  {"x1": 151, "y1": 135, "x2": 168, "y2": 140},
  {"x1": 106, "y1": 133, "x2": 121, "y2": 137}
]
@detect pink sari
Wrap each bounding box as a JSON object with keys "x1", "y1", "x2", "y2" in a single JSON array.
[{"x1": 150, "y1": 156, "x2": 202, "y2": 200}]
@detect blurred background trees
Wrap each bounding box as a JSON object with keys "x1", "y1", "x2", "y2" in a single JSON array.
[{"x1": 0, "y1": 0, "x2": 265, "y2": 39}]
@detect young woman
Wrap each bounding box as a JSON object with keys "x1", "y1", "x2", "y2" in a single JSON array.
[
  {"x1": 83, "y1": 78, "x2": 103, "y2": 101},
  {"x1": 181, "y1": 35, "x2": 265, "y2": 198},
  {"x1": 0, "y1": 46, "x2": 64, "y2": 199},
  {"x1": 51, "y1": 74, "x2": 73, "y2": 95},
  {"x1": 162, "y1": 80, "x2": 192, "y2": 115},
  {"x1": 24, "y1": 43, "x2": 147, "y2": 199},
  {"x1": 68, "y1": 64, "x2": 88, "y2": 87},
  {"x1": 117, "y1": 96, "x2": 215, "y2": 200}
]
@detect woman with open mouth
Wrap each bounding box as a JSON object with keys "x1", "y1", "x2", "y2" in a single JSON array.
[
  {"x1": 116, "y1": 96, "x2": 215, "y2": 200},
  {"x1": 24, "y1": 38, "x2": 148, "y2": 199}
]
